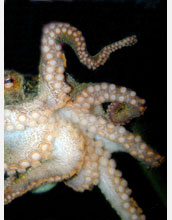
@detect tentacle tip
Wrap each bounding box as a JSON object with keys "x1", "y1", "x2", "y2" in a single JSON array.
[
  {"x1": 146, "y1": 155, "x2": 165, "y2": 169},
  {"x1": 132, "y1": 35, "x2": 138, "y2": 42},
  {"x1": 138, "y1": 106, "x2": 147, "y2": 115},
  {"x1": 152, "y1": 155, "x2": 165, "y2": 168},
  {"x1": 127, "y1": 35, "x2": 138, "y2": 45}
]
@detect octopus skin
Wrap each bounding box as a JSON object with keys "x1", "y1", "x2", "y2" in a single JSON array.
[
  {"x1": 4, "y1": 71, "x2": 144, "y2": 126},
  {"x1": 107, "y1": 101, "x2": 145, "y2": 125},
  {"x1": 4, "y1": 71, "x2": 39, "y2": 105},
  {"x1": 4, "y1": 22, "x2": 164, "y2": 220}
]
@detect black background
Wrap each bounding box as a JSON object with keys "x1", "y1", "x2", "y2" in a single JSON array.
[{"x1": 5, "y1": 0, "x2": 166, "y2": 220}]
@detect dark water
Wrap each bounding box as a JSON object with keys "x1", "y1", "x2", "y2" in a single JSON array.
[{"x1": 4, "y1": 1, "x2": 166, "y2": 220}]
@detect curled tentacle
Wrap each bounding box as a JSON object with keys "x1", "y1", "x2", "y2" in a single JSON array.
[
  {"x1": 69, "y1": 83, "x2": 146, "y2": 116},
  {"x1": 43, "y1": 22, "x2": 137, "y2": 70},
  {"x1": 107, "y1": 102, "x2": 144, "y2": 125},
  {"x1": 59, "y1": 107, "x2": 164, "y2": 168},
  {"x1": 39, "y1": 22, "x2": 137, "y2": 108}
]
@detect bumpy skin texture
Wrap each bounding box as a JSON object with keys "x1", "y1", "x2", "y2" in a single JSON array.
[
  {"x1": 4, "y1": 22, "x2": 164, "y2": 220},
  {"x1": 107, "y1": 101, "x2": 145, "y2": 125},
  {"x1": 4, "y1": 71, "x2": 39, "y2": 105}
]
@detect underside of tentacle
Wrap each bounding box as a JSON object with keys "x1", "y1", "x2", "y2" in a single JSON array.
[
  {"x1": 59, "y1": 107, "x2": 164, "y2": 168},
  {"x1": 38, "y1": 22, "x2": 137, "y2": 108},
  {"x1": 65, "y1": 137, "x2": 102, "y2": 191},
  {"x1": 4, "y1": 22, "x2": 164, "y2": 220},
  {"x1": 44, "y1": 22, "x2": 137, "y2": 70},
  {"x1": 98, "y1": 159, "x2": 146, "y2": 220},
  {"x1": 68, "y1": 83, "x2": 146, "y2": 122},
  {"x1": 66, "y1": 133, "x2": 146, "y2": 219},
  {"x1": 4, "y1": 110, "x2": 85, "y2": 204},
  {"x1": 4, "y1": 158, "x2": 78, "y2": 204}
]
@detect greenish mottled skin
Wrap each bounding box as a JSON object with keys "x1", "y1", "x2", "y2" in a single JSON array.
[
  {"x1": 4, "y1": 71, "x2": 39, "y2": 105},
  {"x1": 5, "y1": 70, "x2": 107, "y2": 117}
]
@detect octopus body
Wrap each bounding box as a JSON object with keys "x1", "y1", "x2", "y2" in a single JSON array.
[{"x1": 4, "y1": 22, "x2": 164, "y2": 220}]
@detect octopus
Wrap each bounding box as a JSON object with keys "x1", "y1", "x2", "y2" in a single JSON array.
[{"x1": 4, "y1": 22, "x2": 164, "y2": 220}]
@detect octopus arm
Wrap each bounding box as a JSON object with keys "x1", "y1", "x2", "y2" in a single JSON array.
[
  {"x1": 38, "y1": 22, "x2": 137, "y2": 108},
  {"x1": 107, "y1": 101, "x2": 143, "y2": 125},
  {"x1": 5, "y1": 156, "x2": 82, "y2": 205},
  {"x1": 59, "y1": 107, "x2": 164, "y2": 168},
  {"x1": 65, "y1": 138, "x2": 104, "y2": 191},
  {"x1": 4, "y1": 159, "x2": 60, "y2": 204},
  {"x1": 42, "y1": 22, "x2": 137, "y2": 71},
  {"x1": 70, "y1": 82, "x2": 146, "y2": 116},
  {"x1": 66, "y1": 136, "x2": 146, "y2": 220},
  {"x1": 98, "y1": 160, "x2": 146, "y2": 220}
]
